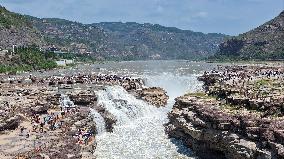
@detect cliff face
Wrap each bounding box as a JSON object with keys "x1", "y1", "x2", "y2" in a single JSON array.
[
  {"x1": 0, "y1": 7, "x2": 44, "y2": 50},
  {"x1": 166, "y1": 65, "x2": 284, "y2": 159},
  {"x1": 217, "y1": 11, "x2": 284, "y2": 60}
]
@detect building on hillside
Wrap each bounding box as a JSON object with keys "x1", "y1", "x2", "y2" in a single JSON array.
[
  {"x1": 0, "y1": 50, "x2": 9, "y2": 57},
  {"x1": 65, "y1": 59, "x2": 74, "y2": 65},
  {"x1": 55, "y1": 59, "x2": 74, "y2": 66},
  {"x1": 54, "y1": 51, "x2": 68, "y2": 54}
]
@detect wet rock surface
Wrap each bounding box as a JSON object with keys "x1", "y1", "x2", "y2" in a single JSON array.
[
  {"x1": 69, "y1": 90, "x2": 97, "y2": 106},
  {"x1": 135, "y1": 87, "x2": 169, "y2": 107},
  {"x1": 166, "y1": 65, "x2": 284, "y2": 159},
  {"x1": 95, "y1": 105, "x2": 117, "y2": 132},
  {"x1": 30, "y1": 103, "x2": 50, "y2": 115},
  {"x1": 0, "y1": 115, "x2": 21, "y2": 131}
]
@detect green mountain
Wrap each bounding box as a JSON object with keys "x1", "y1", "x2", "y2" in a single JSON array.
[
  {"x1": 29, "y1": 18, "x2": 226, "y2": 60},
  {"x1": 93, "y1": 22, "x2": 226, "y2": 60},
  {"x1": 216, "y1": 11, "x2": 284, "y2": 60},
  {"x1": 26, "y1": 16, "x2": 107, "y2": 54},
  {"x1": 0, "y1": 6, "x2": 44, "y2": 50},
  {"x1": 0, "y1": 6, "x2": 227, "y2": 60}
]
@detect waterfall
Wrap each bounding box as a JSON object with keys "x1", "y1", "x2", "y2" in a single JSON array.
[
  {"x1": 90, "y1": 108, "x2": 106, "y2": 135},
  {"x1": 59, "y1": 94, "x2": 74, "y2": 109},
  {"x1": 144, "y1": 72, "x2": 203, "y2": 101},
  {"x1": 93, "y1": 85, "x2": 195, "y2": 159},
  {"x1": 96, "y1": 86, "x2": 157, "y2": 125}
]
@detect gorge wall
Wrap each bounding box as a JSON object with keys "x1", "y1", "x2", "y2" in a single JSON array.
[{"x1": 166, "y1": 65, "x2": 284, "y2": 159}]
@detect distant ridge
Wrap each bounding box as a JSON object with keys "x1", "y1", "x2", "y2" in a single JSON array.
[
  {"x1": 92, "y1": 22, "x2": 226, "y2": 60},
  {"x1": 0, "y1": 6, "x2": 227, "y2": 60}
]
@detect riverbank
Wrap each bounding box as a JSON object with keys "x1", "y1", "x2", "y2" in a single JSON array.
[
  {"x1": 0, "y1": 71, "x2": 168, "y2": 158},
  {"x1": 166, "y1": 64, "x2": 284, "y2": 159}
]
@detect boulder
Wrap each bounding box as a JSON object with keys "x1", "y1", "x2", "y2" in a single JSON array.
[
  {"x1": 31, "y1": 105, "x2": 49, "y2": 114},
  {"x1": 0, "y1": 115, "x2": 21, "y2": 131},
  {"x1": 102, "y1": 111, "x2": 117, "y2": 132},
  {"x1": 69, "y1": 91, "x2": 97, "y2": 106},
  {"x1": 136, "y1": 87, "x2": 169, "y2": 107}
]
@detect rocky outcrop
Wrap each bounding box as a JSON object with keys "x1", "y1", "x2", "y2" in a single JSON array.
[
  {"x1": 102, "y1": 111, "x2": 117, "y2": 132},
  {"x1": 136, "y1": 87, "x2": 169, "y2": 107},
  {"x1": 39, "y1": 136, "x2": 82, "y2": 159},
  {"x1": 67, "y1": 107, "x2": 96, "y2": 135},
  {"x1": 166, "y1": 95, "x2": 284, "y2": 159},
  {"x1": 30, "y1": 103, "x2": 50, "y2": 114},
  {"x1": 69, "y1": 90, "x2": 97, "y2": 106},
  {"x1": 0, "y1": 98, "x2": 22, "y2": 131},
  {"x1": 0, "y1": 115, "x2": 21, "y2": 131},
  {"x1": 166, "y1": 65, "x2": 284, "y2": 159},
  {"x1": 32, "y1": 107, "x2": 96, "y2": 159},
  {"x1": 94, "y1": 105, "x2": 117, "y2": 132}
]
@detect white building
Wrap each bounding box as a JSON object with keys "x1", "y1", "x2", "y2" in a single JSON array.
[{"x1": 55, "y1": 59, "x2": 74, "y2": 66}]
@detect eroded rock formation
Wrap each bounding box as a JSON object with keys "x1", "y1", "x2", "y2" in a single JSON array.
[
  {"x1": 166, "y1": 65, "x2": 284, "y2": 159},
  {"x1": 135, "y1": 87, "x2": 169, "y2": 107}
]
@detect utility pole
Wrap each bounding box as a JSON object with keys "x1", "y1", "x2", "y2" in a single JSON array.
[{"x1": 12, "y1": 45, "x2": 16, "y2": 56}]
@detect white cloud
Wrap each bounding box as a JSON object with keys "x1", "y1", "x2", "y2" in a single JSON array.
[
  {"x1": 194, "y1": 11, "x2": 208, "y2": 18},
  {"x1": 156, "y1": 5, "x2": 164, "y2": 13}
]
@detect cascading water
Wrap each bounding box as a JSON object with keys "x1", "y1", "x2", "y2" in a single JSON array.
[
  {"x1": 144, "y1": 72, "x2": 203, "y2": 101},
  {"x1": 96, "y1": 86, "x2": 157, "y2": 125},
  {"x1": 59, "y1": 94, "x2": 74, "y2": 108},
  {"x1": 90, "y1": 108, "x2": 106, "y2": 135},
  {"x1": 89, "y1": 61, "x2": 214, "y2": 159},
  {"x1": 93, "y1": 84, "x2": 198, "y2": 159}
]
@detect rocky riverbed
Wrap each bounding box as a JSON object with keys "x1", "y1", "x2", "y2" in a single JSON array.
[
  {"x1": 0, "y1": 72, "x2": 168, "y2": 159},
  {"x1": 166, "y1": 65, "x2": 284, "y2": 159}
]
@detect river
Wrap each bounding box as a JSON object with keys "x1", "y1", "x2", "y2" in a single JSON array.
[
  {"x1": 90, "y1": 61, "x2": 217, "y2": 159},
  {"x1": 10, "y1": 60, "x2": 217, "y2": 158}
]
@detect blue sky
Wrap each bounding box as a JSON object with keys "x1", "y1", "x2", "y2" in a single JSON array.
[{"x1": 1, "y1": 0, "x2": 283, "y2": 35}]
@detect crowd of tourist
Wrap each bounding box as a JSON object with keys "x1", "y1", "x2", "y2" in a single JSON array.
[
  {"x1": 18, "y1": 102, "x2": 95, "y2": 154},
  {"x1": 202, "y1": 65, "x2": 284, "y2": 102}
]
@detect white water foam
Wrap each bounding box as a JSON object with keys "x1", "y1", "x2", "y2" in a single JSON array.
[
  {"x1": 93, "y1": 85, "x2": 196, "y2": 159},
  {"x1": 90, "y1": 108, "x2": 106, "y2": 135},
  {"x1": 144, "y1": 73, "x2": 203, "y2": 100},
  {"x1": 60, "y1": 94, "x2": 75, "y2": 108}
]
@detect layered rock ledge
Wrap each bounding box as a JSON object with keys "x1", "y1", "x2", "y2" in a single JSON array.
[
  {"x1": 0, "y1": 72, "x2": 169, "y2": 158},
  {"x1": 0, "y1": 84, "x2": 96, "y2": 159},
  {"x1": 166, "y1": 65, "x2": 284, "y2": 159},
  {"x1": 134, "y1": 87, "x2": 169, "y2": 107}
]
